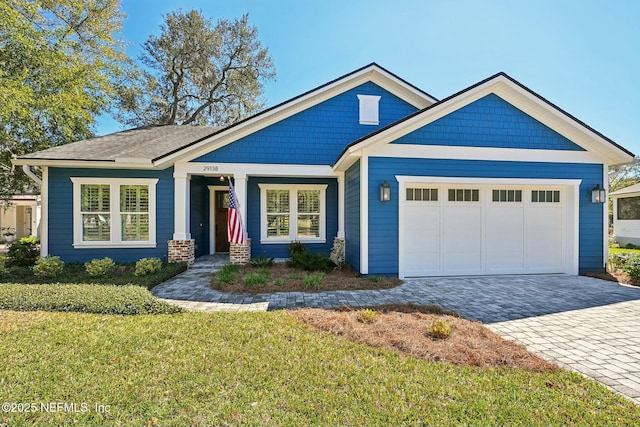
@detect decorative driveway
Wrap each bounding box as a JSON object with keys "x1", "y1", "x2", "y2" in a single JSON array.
[{"x1": 153, "y1": 262, "x2": 640, "y2": 404}]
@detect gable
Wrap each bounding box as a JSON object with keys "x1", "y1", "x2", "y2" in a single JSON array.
[
  {"x1": 191, "y1": 82, "x2": 419, "y2": 165},
  {"x1": 392, "y1": 93, "x2": 585, "y2": 151}
]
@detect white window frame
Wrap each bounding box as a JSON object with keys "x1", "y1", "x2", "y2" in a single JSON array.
[
  {"x1": 357, "y1": 94, "x2": 381, "y2": 125},
  {"x1": 259, "y1": 184, "x2": 327, "y2": 244},
  {"x1": 71, "y1": 177, "x2": 158, "y2": 248}
]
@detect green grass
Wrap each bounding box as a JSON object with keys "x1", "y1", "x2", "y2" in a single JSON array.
[
  {"x1": 609, "y1": 247, "x2": 640, "y2": 255},
  {"x1": 0, "y1": 261, "x2": 187, "y2": 289},
  {"x1": 0, "y1": 310, "x2": 637, "y2": 426}
]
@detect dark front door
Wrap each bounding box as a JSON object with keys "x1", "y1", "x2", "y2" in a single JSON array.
[{"x1": 215, "y1": 191, "x2": 230, "y2": 252}]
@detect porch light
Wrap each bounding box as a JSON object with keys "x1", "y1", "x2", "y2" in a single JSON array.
[
  {"x1": 380, "y1": 180, "x2": 391, "y2": 202},
  {"x1": 591, "y1": 184, "x2": 606, "y2": 204}
]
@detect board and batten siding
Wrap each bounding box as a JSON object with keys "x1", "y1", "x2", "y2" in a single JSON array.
[
  {"x1": 344, "y1": 160, "x2": 361, "y2": 271},
  {"x1": 246, "y1": 177, "x2": 338, "y2": 259},
  {"x1": 367, "y1": 157, "x2": 604, "y2": 275},
  {"x1": 47, "y1": 167, "x2": 174, "y2": 263},
  {"x1": 392, "y1": 93, "x2": 585, "y2": 151},
  {"x1": 191, "y1": 82, "x2": 419, "y2": 166}
]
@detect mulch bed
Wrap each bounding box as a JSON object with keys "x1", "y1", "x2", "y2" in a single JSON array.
[
  {"x1": 290, "y1": 304, "x2": 557, "y2": 371},
  {"x1": 583, "y1": 270, "x2": 640, "y2": 286}
]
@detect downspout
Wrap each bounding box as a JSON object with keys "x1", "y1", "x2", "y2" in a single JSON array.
[{"x1": 22, "y1": 165, "x2": 42, "y2": 187}]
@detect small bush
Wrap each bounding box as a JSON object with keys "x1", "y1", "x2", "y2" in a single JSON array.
[
  {"x1": 244, "y1": 272, "x2": 268, "y2": 286},
  {"x1": 368, "y1": 276, "x2": 382, "y2": 283},
  {"x1": 32, "y1": 256, "x2": 65, "y2": 278},
  {"x1": 428, "y1": 319, "x2": 452, "y2": 339},
  {"x1": 217, "y1": 263, "x2": 240, "y2": 284},
  {"x1": 135, "y1": 257, "x2": 163, "y2": 277},
  {"x1": 290, "y1": 251, "x2": 335, "y2": 272},
  {"x1": 355, "y1": 308, "x2": 378, "y2": 324},
  {"x1": 625, "y1": 243, "x2": 638, "y2": 249},
  {"x1": 609, "y1": 252, "x2": 632, "y2": 270},
  {"x1": 0, "y1": 284, "x2": 183, "y2": 315},
  {"x1": 85, "y1": 257, "x2": 116, "y2": 277},
  {"x1": 6, "y1": 237, "x2": 40, "y2": 267},
  {"x1": 288, "y1": 240, "x2": 307, "y2": 255},
  {"x1": 274, "y1": 278, "x2": 286, "y2": 286},
  {"x1": 303, "y1": 272, "x2": 325, "y2": 289},
  {"x1": 250, "y1": 255, "x2": 275, "y2": 268},
  {"x1": 623, "y1": 257, "x2": 640, "y2": 281}
]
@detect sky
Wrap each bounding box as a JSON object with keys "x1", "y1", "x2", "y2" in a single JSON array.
[{"x1": 98, "y1": 0, "x2": 640, "y2": 155}]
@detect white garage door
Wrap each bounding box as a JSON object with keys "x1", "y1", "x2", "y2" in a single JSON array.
[{"x1": 401, "y1": 184, "x2": 571, "y2": 277}]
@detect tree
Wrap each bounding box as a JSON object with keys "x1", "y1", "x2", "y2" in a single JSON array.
[
  {"x1": 0, "y1": 0, "x2": 135, "y2": 197},
  {"x1": 119, "y1": 10, "x2": 276, "y2": 127}
]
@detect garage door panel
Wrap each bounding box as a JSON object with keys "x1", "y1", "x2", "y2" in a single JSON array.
[
  {"x1": 443, "y1": 206, "x2": 482, "y2": 273},
  {"x1": 526, "y1": 206, "x2": 563, "y2": 272},
  {"x1": 404, "y1": 205, "x2": 440, "y2": 276},
  {"x1": 486, "y1": 207, "x2": 525, "y2": 273}
]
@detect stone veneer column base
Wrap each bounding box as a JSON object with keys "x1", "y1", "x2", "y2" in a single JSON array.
[
  {"x1": 168, "y1": 239, "x2": 195, "y2": 265},
  {"x1": 230, "y1": 238, "x2": 251, "y2": 264},
  {"x1": 330, "y1": 236, "x2": 345, "y2": 266}
]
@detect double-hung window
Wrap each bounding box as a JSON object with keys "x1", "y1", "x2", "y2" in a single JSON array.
[
  {"x1": 259, "y1": 184, "x2": 327, "y2": 243},
  {"x1": 72, "y1": 178, "x2": 158, "y2": 247}
]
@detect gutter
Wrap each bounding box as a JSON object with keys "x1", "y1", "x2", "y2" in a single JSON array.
[{"x1": 22, "y1": 165, "x2": 42, "y2": 187}]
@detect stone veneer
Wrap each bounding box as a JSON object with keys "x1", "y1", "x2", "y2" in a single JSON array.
[
  {"x1": 230, "y1": 238, "x2": 251, "y2": 264},
  {"x1": 168, "y1": 239, "x2": 195, "y2": 265},
  {"x1": 330, "y1": 236, "x2": 345, "y2": 266}
]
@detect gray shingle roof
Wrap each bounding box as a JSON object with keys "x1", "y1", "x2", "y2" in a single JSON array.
[
  {"x1": 18, "y1": 125, "x2": 220, "y2": 163},
  {"x1": 610, "y1": 183, "x2": 640, "y2": 196}
]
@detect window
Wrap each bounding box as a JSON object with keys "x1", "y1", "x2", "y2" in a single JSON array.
[
  {"x1": 618, "y1": 196, "x2": 640, "y2": 220},
  {"x1": 259, "y1": 184, "x2": 327, "y2": 243},
  {"x1": 357, "y1": 94, "x2": 381, "y2": 125},
  {"x1": 406, "y1": 188, "x2": 438, "y2": 201},
  {"x1": 72, "y1": 178, "x2": 158, "y2": 247},
  {"x1": 492, "y1": 189, "x2": 522, "y2": 203},
  {"x1": 531, "y1": 190, "x2": 560, "y2": 203},
  {"x1": 448, "y1": 188, "x2": 479, "y2": 202}
]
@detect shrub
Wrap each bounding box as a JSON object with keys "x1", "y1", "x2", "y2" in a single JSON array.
[
  {"x1": 6, "y1": 237, "x2": 40, "y2": 267},
  {"x1": 355, "y1": 308, "x2": 378, "y2": 324},
  {"x1": 244, "y1": 272, "x2": 268, "y2": 286},
  {"x1": 288, "y1": 240, "x2": 307, "y2": 256},
  {"x1": 32, "y1": 256, "x2": 65, "y2": 278},
  {"x1": 135, "y1": 257, "x2": 163, "y2": 277},
  {"x1": 85, "y1": 257, "x2": 116, "y2": 277},
  {"x1": 217, "y1": 263, "x2": 240, "y2": 284},
  {"x1": 290, "y1": 251, "x2": 335, "y2": 272},
  {"x1": 428, "y1": 319, "x2": 452, "y2": 339},
  {"x1": 0, "y1": 284, "x2": 183, "y2": 315},
  {"x1": 274, "y1": 278, "x2": 286, "y2": 286},
  {"x1": 250, "y1": 255, "x2": 275, "y2": 268},
  {"x1": 368, "y1": 276, "x2": 382, "y2": 283},
  {"x1": 302, "y1": 272, "x2": 325, "y2": 289},
  {"x1": 609, "y1": 252, "x2": 635, "y2": 270},
  {"x1": 623, "y1": 257, "x2": 640, "y2": 281}
]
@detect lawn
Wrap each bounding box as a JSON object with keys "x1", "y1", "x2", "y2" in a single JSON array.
[{"x1": 1, "y1": 310, "x2": 638, "y2": 426}]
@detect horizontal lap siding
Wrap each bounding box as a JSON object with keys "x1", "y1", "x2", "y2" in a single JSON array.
[
  {"x1": 392, "y1": 93, "x2": 585, "y2": 151},
  {"x1": 192, "y1": 82, "x2": 418, "y2": 165},
  {"x1": 247, "y1": 177, "x2": 338, "y2": 258},
  {"x1": 48, "y1": 167, "x2": 174, "y2": 263},
  {"x1": 344, "y1": 161, "x2": 360, "y2": 271},
  {"x1": 367, "y1": 157, "x2": 604, "y2": 275}
]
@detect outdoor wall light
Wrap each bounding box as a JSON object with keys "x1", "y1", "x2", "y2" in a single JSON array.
[
  {"x1": 380, "y1": 180, "x2": 391, "y2": 202},
  {"x1": 591, "y1": 184, "x2": 606, "y2": 204}
]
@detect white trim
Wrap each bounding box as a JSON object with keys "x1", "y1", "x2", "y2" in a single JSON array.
[
  {"x1": 173, "y1": 174, "x2": 191, "y2": 240},
  {"x1": 40, "y1": 167, "x2": 48, "y2": 257},
  {"x1": 258, "y1": 183, "x2": 327, "y2": 244},
  {"x1": 360, "y1": 155, "x2": 369, "y2": 274},
  {"x1": 367, "y1": 144, "x2": 605, "y2": 165},
  {"x1": 396, "y1": 176, "x2": 581, "y2": 278},
  {"x1": 174, "y1": 162, "x2": 336, "y2": 179},
  {"x1": 336, "y1": 172, "x2": 345, "y2": 238},
  {"x1": 208, "y1": 185, "x2": 230, "y2": 254},
  {"x1": 603, "y1": 164, "x2": 609, "y2": 270},
  {"x1": 157, "y1": 65, "x2": 436, "y2": 167},
  {"x1": 70, "y1": 177, "x2": 158, "y2": 248},
  {"x1": 12, "y1": 158, "x2": 159, "y2": 169}
]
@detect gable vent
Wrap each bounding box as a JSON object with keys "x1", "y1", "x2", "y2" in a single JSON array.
[{"x1": 357, "y1": 94, "x2": 381, "y2": 125}]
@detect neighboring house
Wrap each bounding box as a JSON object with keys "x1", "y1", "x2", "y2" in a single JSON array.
[
  {"x1": 610, "y1": 183, "x2": 640, "y2": 247},
  {"x1": 1, "y1": 195, "x2": 39, "y2": 242},
  {"x1": 13, "y1": 63, "x2": 634, "y2": 278}
]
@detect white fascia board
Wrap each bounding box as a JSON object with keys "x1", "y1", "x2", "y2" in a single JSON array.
[
  {"x1": 368, "y1": 144, "x2": 604, "y2": 164},
  {"x1": 12, "y1": 158, "x2": 159, "y2": 170},
  {"x1": 395, "y1": 175, "x2": 582, "y2": 187},
  {"x1": 156, "y1": 65, "x2": 436, "y2": 168},
  {"x1": 174, "y1": 162, "x2": 337, "y2": 179},
  {"x1": 335, "y1": 75, "x2": 633, "y2": 168}
]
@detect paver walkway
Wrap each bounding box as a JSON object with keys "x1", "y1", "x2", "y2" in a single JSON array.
[{"x1": 152, "y1": 255, "x2": 640, "y2": 404}]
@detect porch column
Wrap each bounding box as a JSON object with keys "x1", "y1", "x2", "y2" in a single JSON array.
[
  {"x1": 233, "y1": 174, "x2": 248, "y2": 232},
  {"x1": 173, "y1": 172, "x2": 191, "y2": 240}
]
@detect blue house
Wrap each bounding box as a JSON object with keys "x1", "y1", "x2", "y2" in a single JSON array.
[{"x1": 14, "y1": 64, "x2": 634, "y2": 278}]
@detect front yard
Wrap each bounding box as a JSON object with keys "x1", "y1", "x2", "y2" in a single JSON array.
[{"x1": 1, "y1": 309, "x2": 638, "y2": 426}]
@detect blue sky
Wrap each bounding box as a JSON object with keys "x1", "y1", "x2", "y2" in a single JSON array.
[{"x1": 99, "y1": 0, "x2": 640, "y2": 155}]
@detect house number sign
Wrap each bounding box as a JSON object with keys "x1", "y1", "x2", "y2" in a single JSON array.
[{"x1": 202, "y1": 165, "x2": 219, "y2": 172}]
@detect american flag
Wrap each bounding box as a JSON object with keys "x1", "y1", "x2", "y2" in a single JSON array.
[{"x1": 228, "y1": 180, "x2": 247, "y2": 245}]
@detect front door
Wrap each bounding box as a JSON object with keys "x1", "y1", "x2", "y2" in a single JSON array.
[{"x1": 215, "y1": 191, "x2": 230, "y2": 252}]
